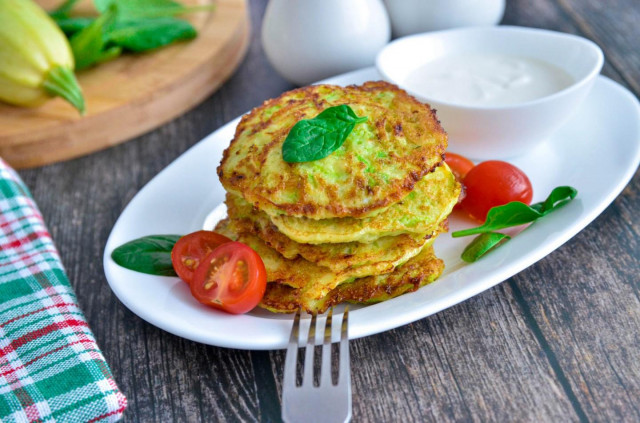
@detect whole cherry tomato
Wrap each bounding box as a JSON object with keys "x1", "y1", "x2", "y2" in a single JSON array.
[
  {"x1": 171, "y1": 231, "x2": 232, "y2": 285},
  {"x1": 191, "y1": 241, "x2": 267, "y2": 314},
  {"x1": 460, "y1": 160, "x2": 533, "y2": 222}
]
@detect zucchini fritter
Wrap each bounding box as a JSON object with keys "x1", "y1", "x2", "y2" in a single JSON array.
[
  {"x1": 260, "y1": 245, "x2": 444, "y2": 314},
  {"x1": 215, "y1": 218, "x2": 435, "y2": 309},
  {"x1": 218, "y1": 81, "x2": 447, "y2": 219},
  {"x1": 267, "y1": 163, "x2": 460, "y2": 244},
  {"x1": 226, "y1": 192, "x2": 436, "y2": 274},
  {"x1": 215, "y1": 81, "x2": 459, "y2": 313}
]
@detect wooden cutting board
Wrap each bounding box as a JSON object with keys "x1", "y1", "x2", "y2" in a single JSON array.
[{"x1": 0, "y1": 0, "x2": 249, "y2": 169}]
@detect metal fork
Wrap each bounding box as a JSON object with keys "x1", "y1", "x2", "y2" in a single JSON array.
[{"x1": 282, "y1": 307, "x2": 352, "y2": 423}]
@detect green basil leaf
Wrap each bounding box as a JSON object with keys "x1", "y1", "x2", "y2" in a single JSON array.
[
  {"x1": 452, "y1": 202, "x2": 542, "y2": 237},
  {"x1": 108, "y1": 17, "x2": 197, "y2": 52},
  {"x1": 461, "y1": 232, "x2": 511, "y2": 263},
  {"x1": 95, "y1": 0, "x2": 212, "y2": 19},
  {"x1": 96, "y1": 45, "x2": 123, "y2": 64},
  {"x1": 532, "y1": 186, "x2": 578, "y2": 215},
  {"x1": 54, "y1": 17, "x2": 95, "y2": 37},
  {"x1": 282, "y1": 105, "x2": 368, "y2": 163},
  {"x1": 454, "y1": 185, "x2": 578, "y2": 262},
  {"x1": 111, "y1": 235, "x2": 181, "y2": 276},
  {"x1": 529, "y1": 202, "x2": 545, "y2": 213},
  {"x1": 70, "y1": 4, "x2": 118, "y2": 70},
  {"x1": 452, "y1": 185, "x2": 579, "y2": 238},
  {"x1": 50, "y1": 0, "x2": 82, "y2": 19},
  {"x1": 94, "y1": 0, "x2": 113, "y2": 12}
]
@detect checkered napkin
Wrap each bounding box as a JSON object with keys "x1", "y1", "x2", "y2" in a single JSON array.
[{"x1": 0, "y1": 159, "x2": 127, "y2": 422}]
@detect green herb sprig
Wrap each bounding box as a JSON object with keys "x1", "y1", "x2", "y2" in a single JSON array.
[
  {"x1": 95, "y1": 0, "x2": 213, "y2": 19},
  {"x1": 454, "y1": 186, "x2": 577, "y2": 262},
  {"x1": 70, "y1": 5, "x2": 120, "y2": 71},
  {"x1": 282, "y1": 105, "x2": 368, "y2": 163},
  {"x1": 50, "y1": 0, "x2": 81, "y2": 20},
  {"x1": 51, "y1": 0, "x2": 212, "y2": 70},
  {"x1": 111, "y1": 235, "x2": 180, "y2": 276}
]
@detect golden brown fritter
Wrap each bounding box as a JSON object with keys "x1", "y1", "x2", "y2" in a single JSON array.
[
  {"x1": 225, "y1": 192, "x2": 435, "y2": 275},
  {"x1": 259, "y1": 245, "x2": 444, "y2": 314},
  {"x1": 215, "y1": 218, "x2": 427, "y2": 303},
  {"x1": 266, "y1": 164, "x2": 460, "y2": 244},
  {"x1": 218, "y1": 81, "x2": 447, "y2": 219}
]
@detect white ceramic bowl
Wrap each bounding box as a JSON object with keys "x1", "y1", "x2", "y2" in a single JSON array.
[{"x1": 376, "y1": 26, "x2": 604, "y2": 159}]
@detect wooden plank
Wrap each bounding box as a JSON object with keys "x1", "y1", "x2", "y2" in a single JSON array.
[
  {"x1": 503, "y1": 0, "x2": 640, "y2": 421},
  {"x1": 509, "y1": 206, "x2": 640, "y2": 422},
  {"x1": 266, "y1": 287, "x2": 580, "y2": 422},
  {"x1": 503, "y1": 0, "x2": 630, "y2": 87},
  {"x1": 557, "y1": 0, "x2": 640, "y2": 94},
  {"x1": 346, "y1": 288, "x2": 582, "y2": 422}
]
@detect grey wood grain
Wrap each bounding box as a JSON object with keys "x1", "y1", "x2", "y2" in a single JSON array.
[
  {"x1": 558, "y1": 0, "x2": 640, "y2": 93},
  {"x1": 12, "y1": 0, "x2": 640, "y2": 421},
  {"x1": 348, "y1": 286, "x2": 581, "y2": 422},
  {"x1": 508, "y1": 205, "x2": 640, "y2": 423},
  {"x1": 503, "y1": 0, "x2": 640, "y2": 422}
]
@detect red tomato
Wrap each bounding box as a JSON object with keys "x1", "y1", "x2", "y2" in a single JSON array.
[
  {"x1": 445, "y1": 152, "x2": 475, "y2": 181},
  {"x1": 460, "y1": 160, "x2": 533, "y2": 222},
  {"x1": 190, "y1": 241, "x2": 267, "y2": 314},
  {"x1": 171, "y1": 231, "x2": 232, "y2": 284}
]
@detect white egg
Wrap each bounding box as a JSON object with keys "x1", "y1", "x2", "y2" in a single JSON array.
[{"x1": 262, "y1": 0, "x2": 391, "y2": 86}]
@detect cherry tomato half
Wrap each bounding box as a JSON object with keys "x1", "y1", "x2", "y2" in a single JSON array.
[
  {"x1": 171, "y1": 231, "x2": 232, "y2": 284},
  {"x1": 191, "y1": 241, "x2": 267, "y2": 314},
  {"x1": 445, "y1": 152, "x2": 475, "y2": 182},
  {"x1": 460, "y1": 160, "x2": 533, "y2": 222}
]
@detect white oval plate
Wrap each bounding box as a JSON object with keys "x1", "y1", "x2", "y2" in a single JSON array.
[{"x1": 104, "y1": 68, "x2": 640, "y2": 350}]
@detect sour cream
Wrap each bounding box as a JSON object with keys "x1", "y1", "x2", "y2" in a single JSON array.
[{"x1": 404, "y1": 54, "x2": 574, "y2": 106}]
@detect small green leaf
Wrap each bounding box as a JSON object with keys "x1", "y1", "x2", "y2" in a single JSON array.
[
  {"x1": 454, "y1": 185, "x2": 578, "y2": 262},
  {"x1": 96, "y1": 45, "x2": 123, "y2": 64},
  {"x1": 70, "y1": 5, "x2": 118, "y2": 70},
  {"x1": 54, "y1": 17, "x2": 95, "y2": 37},
  {"x1": 452, "y1": 202, "x2": 542, "y2": 237},
  {"x1": 109, "y1": 17, "x2": 197, "y2": 52},
  {"x1": 94, "y1": 0, "x2": 113, "y2": 12},
  {"x1": 453, "y1": 185, "x2": 578, "y2": 238},
  {"x1": 111, "y1": 235, "x2": 181, "y2": 276},
  {"x1": 95, "y1": 0, "x2": 180, "y2": 15},
  {"x1": 282, "y1": 105, "x2": 368, "y2": 163},
  {"x1": 49, "y1": 0, "x2": 81, "y2": 19},
  {"x1": 95, "y1": 0, "x2": 213, "y2": 19},
  {"x1": 532, "y1": 186, "x2": 578, "y2": 215},
  {"x1": 461, "y1": 232, "x2": 511, "y2": 263}
]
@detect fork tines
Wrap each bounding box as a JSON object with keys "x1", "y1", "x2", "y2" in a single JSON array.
[{"x1": 282, "y1": 307, "x2": 352, "y2": 423}]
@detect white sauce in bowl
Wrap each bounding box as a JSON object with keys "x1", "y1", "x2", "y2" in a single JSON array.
[{"x1": 405, "y1": 54, "x2": 574, "y2": 106}]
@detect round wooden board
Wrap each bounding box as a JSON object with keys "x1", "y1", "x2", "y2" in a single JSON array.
[{"x1": 0, "y1": 0, "x2": 249, "y2": 169}]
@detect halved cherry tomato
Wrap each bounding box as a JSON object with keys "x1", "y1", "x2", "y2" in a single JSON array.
[
  {"x1": 445, "y1": 152, "x2": 475, "y2": 182},
  {"x1": 190, "y1": 241, "x2": 267, "y2": 314},
  {"x1": 171, "y1": 231, "x2": 232, "y2": 285},
  {"x1": 460, "y1": 160, "x2": 533, "y2": 222}
]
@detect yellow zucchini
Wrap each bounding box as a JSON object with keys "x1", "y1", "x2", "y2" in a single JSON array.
[{"x1": 0, "y1": 0, "x2": 85, "y2": 113}]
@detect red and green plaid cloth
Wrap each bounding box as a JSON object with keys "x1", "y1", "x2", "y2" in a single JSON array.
[{"x1": 0, "y1": 159, "x2": 127, "y2": 422}]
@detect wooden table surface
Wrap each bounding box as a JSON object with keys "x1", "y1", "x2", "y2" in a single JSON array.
[{"x1": 17, "y1": 0, "x2": 640, "y2": 421}]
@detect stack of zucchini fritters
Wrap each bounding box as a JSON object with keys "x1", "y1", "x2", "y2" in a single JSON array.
[{"x1": 216, "y1": 81, "x2": 460, "y2": 314}]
